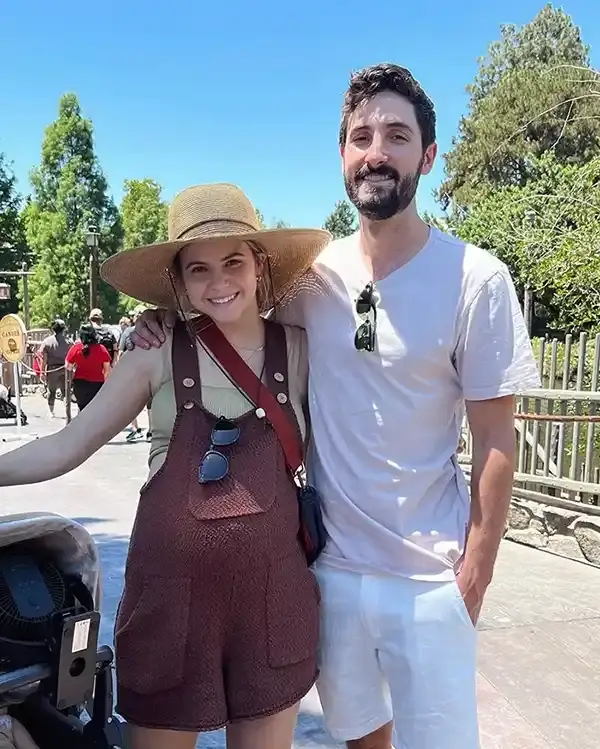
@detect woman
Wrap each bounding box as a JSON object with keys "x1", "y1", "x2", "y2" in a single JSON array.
[
  {"x1": 0, "y1": 183, "x2": 330, "y2": 749},
  {"x1": 65, "y1": 323, "x2": 111, "y2": 411}
]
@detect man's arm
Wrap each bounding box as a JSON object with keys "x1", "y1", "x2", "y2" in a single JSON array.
[
  {"x1": 126, "y1": 273, "x2": 311, "y2": 351},
  {"x1": 453, "y1": 263, "x2": 540, "y2": 623},
  {"x1": 458, "y1": 395, "x2": 516, "y2": 623}
]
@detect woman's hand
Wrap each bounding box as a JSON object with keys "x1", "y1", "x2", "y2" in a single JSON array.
[{"x1": 126, "y1": 309, "x2": 178, "y2": 350}]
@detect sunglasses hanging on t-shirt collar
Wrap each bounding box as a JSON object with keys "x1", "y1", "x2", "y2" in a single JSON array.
[{"x1": 354, "y1": 282, "x2": 377, "y2": 352}]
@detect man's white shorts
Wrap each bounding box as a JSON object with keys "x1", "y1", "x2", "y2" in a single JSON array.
[{"x1": 314, "y1": 565, "x2": 479, "y2": 748}]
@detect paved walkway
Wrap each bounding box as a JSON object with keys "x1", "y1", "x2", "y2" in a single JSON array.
[{"x1": 1, "y1": 395, "x2": 599, "y2": 747}]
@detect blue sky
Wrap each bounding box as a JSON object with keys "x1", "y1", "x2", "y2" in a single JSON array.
[{"x1": 0, "y1": 0, "x2": 598, "y2": 228}]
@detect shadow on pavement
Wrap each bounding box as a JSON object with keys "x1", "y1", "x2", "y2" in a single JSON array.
[
  {"x1": 70, "y1": 516, "x2": 111, "y2": 527},
  {"x1": 92, "y1": 531, "x2": 130, "y2": 645}
]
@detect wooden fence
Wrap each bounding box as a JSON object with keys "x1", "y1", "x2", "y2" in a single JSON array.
[{"x1": 460, "y1": 332, "x2": 600, "y2": 514}]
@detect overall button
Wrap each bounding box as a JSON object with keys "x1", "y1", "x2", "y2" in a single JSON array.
[
  {"x1": 182, "y1": 377, "x2": 195, "y2": 388},
  {"x1": 276, "y1": 393, "x2": 288, "y2": 404},
  {"x1": 183, "y1": 401, "x2": 194, "y2": 410},
  {"x1": 274, "y1": 372, "x2": 284, "y2": 382}
]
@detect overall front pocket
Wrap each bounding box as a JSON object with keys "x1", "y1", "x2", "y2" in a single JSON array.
[
  {"x1": 115, "y1": 576, "x2": 191, "y2": 695},
  {"x1": 266, "y1": 554, "x2": 320, "y2": 668},
  {"x1": 188, "y1": 429, "x2": 278, "y2": 520}
]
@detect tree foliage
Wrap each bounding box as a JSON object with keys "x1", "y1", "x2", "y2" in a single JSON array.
[
  {"x1": 438, "y1": 5, "x2": 599, "y2": 210},
  {"x1": 118, "y1": 178, "x2": 168, "y2": 311},
  {"x1": 323, "y1": 200, "x2": 357, "y2": 239},
  {"x1": 0, "y1": 154, "x2": 28, "y2": 316},
  {"x1": 255, "y1": 210, "x2": 290, "y2": 229},
  {"x1": 458, "y1": 154, "x2": 600, "y2": 334},
  {"x1": 121, "y1": 178, "x2": 168, "y2": 249},
  {"x1": 23, "y1": 94, "x2": 122, "y2": 329}
]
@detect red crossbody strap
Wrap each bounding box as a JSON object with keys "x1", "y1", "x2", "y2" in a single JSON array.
[{"x1": 196, "y1": 321, "x2": 304, "y2": 474}]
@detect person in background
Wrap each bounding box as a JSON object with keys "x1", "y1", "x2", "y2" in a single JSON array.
[
  {"x1": 89, "y1": 307, "x2": 118, "y2": 365},
  {"x1": 65, "y1": 323, "x2": 111, "y2": 411},
  {"x1": 119, "y1": 316, "x2": 132, "y2": 341},
  {"x1": 89, "y1": 307, "x2": 105, "y2": 330},
  {"x1": 118, "y1": 308, "x2": 151, "y2": 442},
  {"x1": 37, "y1": 318, "x2": 72, "y2": 418}
]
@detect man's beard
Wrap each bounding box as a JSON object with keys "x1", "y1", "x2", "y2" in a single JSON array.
[{"x1": 344, "y1": 159, "x2": 423, "y2": 221}]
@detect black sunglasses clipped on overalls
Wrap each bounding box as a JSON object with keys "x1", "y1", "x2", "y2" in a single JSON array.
[
  {"x1": 354, "y1": 282, "x2": 377, "y2": 352},
  {"x1": 198, "y1": 417, "x2": 241, "y2": 483}
]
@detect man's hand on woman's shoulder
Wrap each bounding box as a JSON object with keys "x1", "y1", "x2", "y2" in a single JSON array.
[{"x1": 125, "y1": 308, "x2": 178, "y2": 351}]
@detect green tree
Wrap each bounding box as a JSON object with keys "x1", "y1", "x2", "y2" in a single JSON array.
[
  {"x1": 468, "y1": 5, "x2": 590, "y2": 106},
  {"x1": 438, "y1": 5, "x2": 599, "y2": 211},
  {"x1": 119, "y1": 178, "x2": 168, "y2": 311},
  {"x1": 23, "y1": 93, "x2": 122, "y2": 329},
  {"x1": 0, "y1": 154, "x2": 28, "y2": 317},
  {"x1": 458, "y1": 154, "x2": 600, "y2": 334},
  {"x1": 121, "y1": 178, "x2": 168, "y2": 248},
  {"x1": 323, "y1": 200, "x2": 357, "y2": 239},
  {"x1": 254, "y1": 211, "x2": 290, "y2": 229},
  {"x1": 422, "y1": 211, "x2": 455, "y2": 234}
]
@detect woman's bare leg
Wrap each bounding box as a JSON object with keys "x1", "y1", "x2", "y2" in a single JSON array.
[
  {"x1": 226, "y1": 702, "x2": 300, "y2": 749},
  {"x1": 128, "y1": 725, "x2": 198, "y2": 749}
]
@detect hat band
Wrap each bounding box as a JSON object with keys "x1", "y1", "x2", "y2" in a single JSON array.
[{"x1": 176, "y1": 218, "x2": 258, "y2": 242}]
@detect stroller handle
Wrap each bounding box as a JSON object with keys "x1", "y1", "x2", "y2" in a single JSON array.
[{"x1": 0, "y1": 644, "x2": 114, "y2": 696}]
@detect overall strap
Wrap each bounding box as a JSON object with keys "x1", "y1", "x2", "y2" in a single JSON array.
[
  {"x1": 171, "y1": 319, "x2": 202, "y2": 410},
  {"x1": 263, "y1": 321, "x2": 303, "y2": 444}
]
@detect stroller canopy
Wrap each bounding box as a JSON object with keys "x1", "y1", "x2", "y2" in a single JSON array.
[{"x1": 0, "y1": 513, "x2": 100, "y2": 606}]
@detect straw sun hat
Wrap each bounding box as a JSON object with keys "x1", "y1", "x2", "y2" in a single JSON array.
[{"x1": 100, "y1": 183, "x2": 331, "y2": 312}]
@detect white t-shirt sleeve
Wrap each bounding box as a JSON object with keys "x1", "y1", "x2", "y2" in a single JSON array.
[{"x1": 454, "y1": 266, "x2": 541, "y2": 401}]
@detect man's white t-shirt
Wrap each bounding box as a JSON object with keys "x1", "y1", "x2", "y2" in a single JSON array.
[{"x1": 279, "y1": 228, "x2": 541, "y2": 581}]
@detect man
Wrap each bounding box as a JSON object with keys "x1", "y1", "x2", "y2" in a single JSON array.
[
  {"x1": 127, "y1": 63, "x2": 540, "y2": 748},
  {"x1": 89, "y1": 307, "x2": 118, "y2": 365},
  {"x1": 89, "y1": 307, "x2": 105, "y2": 330},
  {"x1": 37, "y1": 319, "x2": 71, "y2": 417}
]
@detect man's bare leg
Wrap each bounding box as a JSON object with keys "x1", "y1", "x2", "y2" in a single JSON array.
[{"x1": 347, "y1": 721, "x2": 393, "y2": 749}]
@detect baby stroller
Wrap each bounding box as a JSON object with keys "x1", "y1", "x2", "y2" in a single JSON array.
[
  {"x1": 0, "y1": 387, "x2": 27, "y2": 427},
  {"x1": 0, "y1": 513, "x2": 126, "y2": 748}
]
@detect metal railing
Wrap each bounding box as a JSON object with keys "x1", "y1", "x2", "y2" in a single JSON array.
[{"x1": 460, "y1": 332, "x2": 600, "y2": 512}]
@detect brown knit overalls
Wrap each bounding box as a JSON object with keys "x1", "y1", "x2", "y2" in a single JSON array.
[{"x1": 114, "y1": 320, "x2": 320, "y2": 732}]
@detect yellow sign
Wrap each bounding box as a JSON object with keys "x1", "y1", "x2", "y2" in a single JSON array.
[{"x1": 0, "y1": 314, "x2": 27, "y2": 363}]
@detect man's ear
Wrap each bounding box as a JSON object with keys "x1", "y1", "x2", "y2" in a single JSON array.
[{"x1": 420, "y1": 143, "x2": 438, "y2": 176}]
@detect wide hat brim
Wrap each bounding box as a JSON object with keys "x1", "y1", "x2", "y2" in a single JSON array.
[{"x1": 100, "y1": 226, "x2": 331, "y2": 312}]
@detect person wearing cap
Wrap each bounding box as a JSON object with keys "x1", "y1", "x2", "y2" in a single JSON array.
[
  {"x1": 37, "y1": 318, "x2": 72, "y2": 417},
  {"x1": 87, "y1": 307, "x2": 120, "y2": 365},
  {"x1": 0, "y1": 183, "x2": 330, "y2": 749},
  {"x1": 89, "y1": 308, "x2": 104, "y2": 328}
]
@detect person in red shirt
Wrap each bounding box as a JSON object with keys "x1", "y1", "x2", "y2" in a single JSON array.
[{"x1": 65, "y1": 323, "x2": 111, "y2": 411}]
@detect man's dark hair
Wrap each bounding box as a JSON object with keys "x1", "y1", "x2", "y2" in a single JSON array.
[
  {"x1": 52, "y1": 318, "x2": 66, "y2": 334},
  {"x1": 339, "y1": 63, "x2": 436, "y2": 150}
]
